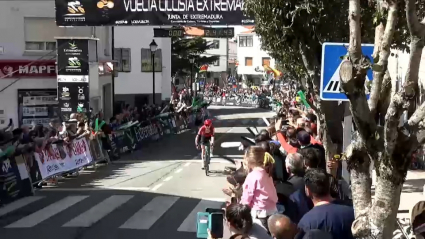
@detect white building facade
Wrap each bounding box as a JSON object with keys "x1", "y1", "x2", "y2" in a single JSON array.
[
  {"x1": 0, "y1": 0, "x2": 114, "y2": 126},
  {"x1": 236, "y1": 31, "x2": 276, "y2": 86},
  {"x1": 199, "y1": 37, "x2": 228, "y2": 86},
  {"x1": 0, "y1": 1, "x2": 173, "y2": 125},
  {"x1": 113, "y1": 26, "x2": 171, "y2": 109}
]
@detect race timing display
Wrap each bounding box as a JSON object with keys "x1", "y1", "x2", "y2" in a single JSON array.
[{"x1": 153, "y1": 27, "x2": 234, "y2": 38}]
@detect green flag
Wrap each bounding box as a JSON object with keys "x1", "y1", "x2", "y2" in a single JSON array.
[{"x1": 297, "y1": 90, "x2": 311, "y2": 108}]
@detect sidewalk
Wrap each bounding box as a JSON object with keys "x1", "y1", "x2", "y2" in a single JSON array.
[{"x1": 398, "y1": 170, "x2": 425, "y2": 218}]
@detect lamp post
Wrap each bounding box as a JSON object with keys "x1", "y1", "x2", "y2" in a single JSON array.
[
  {"x1": 189, "y1": 57, "x2": 195, "y2": 97},
  {"x1": 149, "y1": 39, "x2": 158, "y2": 105}
]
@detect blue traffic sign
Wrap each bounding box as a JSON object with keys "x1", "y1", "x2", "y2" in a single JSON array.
[{"x1": 320, "y1": 43, "x2": 374, "y2": 101}]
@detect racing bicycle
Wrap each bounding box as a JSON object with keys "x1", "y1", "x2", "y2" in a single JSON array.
[{"x1": 202, "y1": 141, "x2": 213, "y2": 176}]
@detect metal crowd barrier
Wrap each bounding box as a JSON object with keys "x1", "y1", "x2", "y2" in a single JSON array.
[
  {"x1": 0, "y1": 111, "x2": 199, "y2": 206},
  {"x1": 88, "y1": 135, "x2": 111, "y2": 170},
  {"x1": 204, "y1": 95, "x2": 260, "y2": 108}
]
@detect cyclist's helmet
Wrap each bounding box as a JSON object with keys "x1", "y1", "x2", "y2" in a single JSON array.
[{"x1": 204, "y1": 119, "x2": 212, "y2": 126}]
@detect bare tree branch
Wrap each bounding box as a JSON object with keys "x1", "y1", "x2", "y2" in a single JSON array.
[
  {"x1": 404, "y1": 0, "x2": 425, "y2": 100},
  {"x1": 384, "y1": 94, "x2": 405, "y2": 154},
  {"x1": 378, "y1": 71, "x2": 392, "y2": 124},
  {"x1": 406, "y1": 0, "x2": 425, "y2": 36},
  {"x1": 369, "y1": 1, "x2": 398, "y2": 116},
  {"x1": 408, "y1": 100, "x2": 425, "y2": 128},
  {"x1": 380, "y1": 70, "x2": 392, "y2": 103},
  {"x1": 385, "y1": 0, "x2": 425, "y2": 154},
  {"x1": 348, "y1": 0, "x2": 362, "y2": 63},
  {"x1": 369, "y1": 22, "x2": 384, "y2": 115}
]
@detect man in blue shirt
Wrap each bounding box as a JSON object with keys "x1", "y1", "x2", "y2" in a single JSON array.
[{"x1": 298, "y1": 168, "x2": 354, "y2": 239}]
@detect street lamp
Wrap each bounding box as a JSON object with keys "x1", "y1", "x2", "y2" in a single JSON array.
[
  {"x1": 189, "y1": 57, "x2": 195, "y2": 96},
  {"x1": 149, "y1": 39, "x2": 158, "y2": 105}
]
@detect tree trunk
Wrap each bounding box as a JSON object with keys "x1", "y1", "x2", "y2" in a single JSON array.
[{"x1": 298, "y1": 40, "x2": 341, "y2": 176}]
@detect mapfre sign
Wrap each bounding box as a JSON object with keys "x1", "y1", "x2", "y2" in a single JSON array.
[{"x1": 0, "y1": 60, "x2": 56, "y2": 78}]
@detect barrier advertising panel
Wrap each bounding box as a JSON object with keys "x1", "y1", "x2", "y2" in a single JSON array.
[
  {"x1": 55, "y1": 0, "x2": 255, "y2": 26},
  {"x1": 33, "y1": 138, "x2": 93, "y2": 179}
]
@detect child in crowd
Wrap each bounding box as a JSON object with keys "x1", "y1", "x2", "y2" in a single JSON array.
[{"x1": 240, "y1": 146, "x2": 278, "y2": 227}]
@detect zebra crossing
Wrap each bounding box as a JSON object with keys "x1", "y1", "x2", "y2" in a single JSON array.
[
  {"x1": 0, "y1": 194, "x2": 225, "y2": 232},
  {"x1": 211, "y1": 117, "x2": 269, "y2": 128}
]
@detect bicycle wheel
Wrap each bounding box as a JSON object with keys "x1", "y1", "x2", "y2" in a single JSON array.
[{"x1": 204, "y1": 144, "x2": 210, "y2": 176}]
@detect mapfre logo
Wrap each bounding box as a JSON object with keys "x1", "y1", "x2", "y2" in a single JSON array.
[{"x1": 0, "y1": 65, "x2": 13, "y2": 77}]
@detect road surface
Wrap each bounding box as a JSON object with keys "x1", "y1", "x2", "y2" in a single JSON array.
[{"x1": 0, "y1": 106, "x2": 275, "y2": 239}]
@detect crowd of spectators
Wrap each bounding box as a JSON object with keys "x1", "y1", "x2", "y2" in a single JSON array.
[{"x1": 212, "y1": 89, "x2": 354, "y2": 239}]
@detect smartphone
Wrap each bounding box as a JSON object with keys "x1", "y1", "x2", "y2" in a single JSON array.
[{"x1": 209, "y1": 213, "x2": 224, "y2": 239}]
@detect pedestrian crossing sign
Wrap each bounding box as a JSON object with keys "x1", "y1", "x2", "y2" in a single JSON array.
[{"x1": 320, "y1": 42, "x2": 374, "y2": 101}]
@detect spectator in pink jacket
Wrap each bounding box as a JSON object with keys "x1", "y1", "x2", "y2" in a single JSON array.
[{"x1": 240, "y1": 146, "x2": 278, "y2": 227}]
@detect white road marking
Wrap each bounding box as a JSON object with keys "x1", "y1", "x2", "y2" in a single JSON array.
[
  {"x1": 0, "y1": 196, "x2": 44, "y2": 217},
  {"x1": 175, "y1": 168, "x2": 183, "y2": 174},
  {"x1": 163, "y1": 176, "x2": 173, "y2": 182},
  {"x1": 119, "y1": 196, "x2": 179, "y2": 229},
  {"x1": 177, "y1": 199, "x2": 226, "y2": 232},
  {"x1": 151, "y1": 183, "x2": 163, "y2": 191},
  {"x1": 63, "y1": 195, "x2": 133, "y2": 227},
  {"x1": 184, "y1": 162, "x2": 191, "y2": 167},
  {"x1": 262, "y1": 117, "x2": 270, "y2": 126},
  {"x1": 40, "y1": 187, "x2": 150, "y2": 192},
  {"x1": 220, "y1": 142, "x2": 242, "y2": 148},
  {"x1": 6, "y1": 196, "x2": 88, "y2": 228}
]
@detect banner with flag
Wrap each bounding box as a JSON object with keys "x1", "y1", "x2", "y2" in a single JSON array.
[
  {"x1": 263, "y1": 65, "x2": 283, "y2": 78},
  {"x1": 199, "y1": 65, "x2": 208, "y2": 72}
]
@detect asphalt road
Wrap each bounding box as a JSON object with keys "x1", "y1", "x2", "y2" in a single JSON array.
[{"x1": 0, "y1": 106, "x2": 275, "y2": 239}]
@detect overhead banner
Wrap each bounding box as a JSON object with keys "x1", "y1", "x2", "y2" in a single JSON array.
[
  {"x1": 55, "y1": 0, "x2": 255, "y2": 26},
  {"x1": 56, "y1": 38, "x2": 90, "y2": 120}
]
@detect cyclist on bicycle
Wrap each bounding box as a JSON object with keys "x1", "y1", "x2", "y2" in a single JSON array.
[{"x1": 195, "y1": 119, "x2": 215, "y2": 169}]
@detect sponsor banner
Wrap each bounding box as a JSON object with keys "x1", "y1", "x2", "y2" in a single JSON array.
[
  {"x1": 57, "y1": 75, "x2": 89, "y2": 83},
  {"x1": 0, "y1": 156, "x2": 23, "y2": 205},
  {"x1": 22, "y1": 107, "x2": 49, "y2": 117},
  {"x1": 22, "y1": 118, "x2": 51, "y2": 126},
  {"x1": 33, "y1": 138, "x2": 93, "y2": 179},
  {"x1": 55, "y1": 0, "x2": 255, "y2": 26},
  {"x1": 22, "y1": 95, "x2": 57, "y2": 106},
  {"x1": 58, "y1": 82, "x2": 90, "y2": 116},
  {"x1": 0, "y1": 60, "x2": 56, "y2": 78},
  {"x1": 57, "y1": 39, "x2": 89, "y2": 75}
]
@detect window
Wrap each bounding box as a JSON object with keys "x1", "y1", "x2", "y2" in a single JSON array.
[
  {"x1": 213, "y1": 59, "x2": 220, "y2": 66},
  {"x1": 24, "y1": 18, "x2": 64, "y2": 53},
  {"x1": 46, "y1": 42, "x2": 56, "y2": 50},
  {"x1": 114, "y1": 48, "x2": 131, "y2": 72},
  {"x1": 245, "y1": 57, "x2": 253, "y2": 66},
  {"x1": 262, "y1": 57, "x2": 271, "y2": 66},
  {"x1": 210, "y1": 40, "x2": 220, "y2": 49},
  {"x1": 141, "y1": 49, "x2": 163, "y2": 72},
  {"x1": 239, "y1": 36, "x2": 253, "y2": 47},
  {"x1": 25, "y1": 41, "x2": 56, "y2": 51}
]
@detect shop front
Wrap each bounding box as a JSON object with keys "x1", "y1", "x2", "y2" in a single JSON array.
[
  {"x1": 0, "y1": 60, "x2": 113, "y2": 128},
  {"x1": 0, "y1": 60, "x2": 57, "y2": 127}
]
